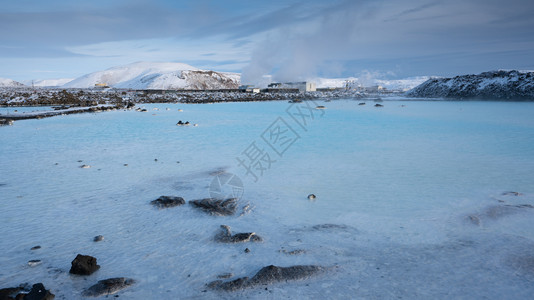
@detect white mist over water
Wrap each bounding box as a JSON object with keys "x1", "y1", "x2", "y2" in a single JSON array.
[{"x1": 1, "y1": 100, "x2": 534, "y2": 299}]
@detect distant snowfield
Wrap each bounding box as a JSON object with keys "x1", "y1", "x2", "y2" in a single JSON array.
[
  {"x1": 21, "y1": 78, "x2": 74, "y2": 87},
  {"x1": 313, "y1": 76, "x2": 431, "y2": 91}
]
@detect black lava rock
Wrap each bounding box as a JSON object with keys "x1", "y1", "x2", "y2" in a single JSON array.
[{"x1": 69, "y1": 254, "x2": 100, "y2": 275}]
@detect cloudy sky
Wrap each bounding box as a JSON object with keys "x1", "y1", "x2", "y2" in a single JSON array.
[{"x1": 1, "y1": 0, "x2": 533, "y2": 83}]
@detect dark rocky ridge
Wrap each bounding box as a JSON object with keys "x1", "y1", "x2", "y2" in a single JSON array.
[{"x1": 407, "y1": 70, "x2": 534, "y2": 100}]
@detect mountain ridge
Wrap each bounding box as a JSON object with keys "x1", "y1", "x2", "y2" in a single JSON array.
[{"x1": 407, "y1": 70, "x2": 534, "y2": 99}]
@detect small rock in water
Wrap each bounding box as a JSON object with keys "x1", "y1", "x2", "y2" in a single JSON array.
[
  {"x1": 77, "y1": 160, "x2": 83, "y2": 162},
  {"x1": 93, "y1": 235, "x2": 104, "y2": 242},
  {"x1": 28, "y1": 260, "x2": 42, "y2": 267},
  {"x1": 31, "y1": 245, "x2": 41, "y2": 250},
  {"x1": 69, "y1": 254, "x2": 100, "y2": 275},
  {"x1": 307, "y1": 194, "x2": 316, "y2": 200},
  {"x1": 375, "y1": 103, "x2": 383, "y2": 107},
  {"x1": 280, "y1": 249, "x2": 307, "y2": 255},
  {"x1": 217, "y1": 273, "x2": 234, "y2": 279},
  {"x1": 215, "y1": 225, "x2": 263, "y2": 243},
  {"x1": 0, "y1": 119, "x2": 15, "y2": 126},
  {"x1": 151, "y1": 196, "x2": 186, "y2": 209},
  {"x1": 502, "y1": 191, "x2": 523, "y2": 196},
  {"x1": 80, "y1": 164, "x2": 91, "y2": 169},
  {"x1": 176, "y1": 120, "x2": 191, "y2": 126},
  {"x1": 244, "y1": 248, "x2": 251, "y2": 253},
  {"x1": 467, "y1": 215, "x2": 481, "y2": 226},
  {"x1": 189, "y1": 198, "x2": 238, "y2": 216},
  {"x1": 82, "y1": 277, "x2": 136, "y2": 297},
  {"x1": 358, "y1": 102, "x2": 366, "y2": 105}
]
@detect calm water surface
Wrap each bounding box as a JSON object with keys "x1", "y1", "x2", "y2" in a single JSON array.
[{"x1": 1, "y1": 99, "x2": 534, "y2": 299}]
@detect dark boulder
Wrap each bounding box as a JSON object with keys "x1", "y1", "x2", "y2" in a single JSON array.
[
  {"x1": 215, "y1": 225, "x2": 263, "y2": 243},
  {"x1": 22, "y1": 283, "x2": 54, "y2": 300},
  {"x1": 82, "y1": 278, "x2": 135, "y2": 297},
  {"x1": 189, "y1": 198, "x2": 238, "y2": 216},
  {"x1": 69, "y1": 254, "x2": 100, "y2": 275},
  {"x1": 150, "y1": 196, "x2": 185, "y2": 209}
]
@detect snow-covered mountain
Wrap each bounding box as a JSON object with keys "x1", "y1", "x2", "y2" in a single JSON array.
[
  {"x1": 63, "y1": 61, "x2": 240, "y2": 90},
  {"x1": 0, "y1": 77, "x2": 25, "y2": 87},
  {"x1": 407, "y1": 70, "x2": 534, "y2": 99},
  {"x1": 21, "y1": 78, "x2": 74, "y2": 87}
]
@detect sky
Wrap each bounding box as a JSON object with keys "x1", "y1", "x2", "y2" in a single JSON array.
[{"x1": 1, "y1": 0, "x2": 534, "y2": 84}]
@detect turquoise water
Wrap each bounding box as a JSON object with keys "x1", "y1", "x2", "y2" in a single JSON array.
[{"x1": 1, "y1": 100, "x2": 534, "y2": 299}]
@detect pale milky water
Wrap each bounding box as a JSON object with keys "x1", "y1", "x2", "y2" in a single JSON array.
[{"x1": 1, "y1": 100, "x2": 534, "y2": 299}]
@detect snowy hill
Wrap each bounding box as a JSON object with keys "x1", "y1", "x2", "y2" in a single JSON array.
[
  {"x1": 63, "y1": 62, "x2": 240, "y2": 90},
  {"x1": 407, "y1": 70, "x2": 534, "y2": 99},
  {"x1": 21, "y1": 78, "x2": 74, "y2": 87},
  {"x1": 0, "y1": 78, "x2": 25, "y2": 87}
]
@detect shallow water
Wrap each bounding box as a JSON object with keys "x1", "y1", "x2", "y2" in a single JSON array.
[{"x1": 1, "y1": 99, "x2": 534, "y2": 299}]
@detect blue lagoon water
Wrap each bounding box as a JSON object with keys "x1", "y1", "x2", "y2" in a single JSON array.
[{"x1": 1, "y1": 100, "x2": 534, "y2": 299}]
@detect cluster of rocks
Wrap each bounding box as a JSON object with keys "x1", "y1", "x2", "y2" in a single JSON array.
[
  {"x1": 148, "y1": 193, "x2": 328, "y2": 292},
  {"x1": 1, "y1": 249, "x2": 135, "y2": 299}
]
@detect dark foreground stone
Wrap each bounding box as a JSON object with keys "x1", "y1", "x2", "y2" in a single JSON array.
[
  {"x1": 69, "y1": 254, "x2": 100, "y2": 275},
  {"x1": 0, "y1": 287, "x2": 22, "y2": 300},
  {"x1": 82, "y1": 278, "x2": 135, "y2": 297},
  {"x1": 0, "y1": 119, "x2": 14, "y2": 126},
  {"x1": 189, "y1": 198, "x2": 238, "y2": 216},
  {"x1": 1, "y1": 283, "x2": 55, "y2": 300},
  {"x1": 23, "y1": 283, "x2": 55, "y2": 300},
  {"x1": 208, "y1": 265, "x2": 324, "y2": 291},
  {"x1": 150, "y1": 196, "x2": 185, "y2": 209},
  {"x1": 215, "y1": 225, "x2": 263, "y2": 243}
]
